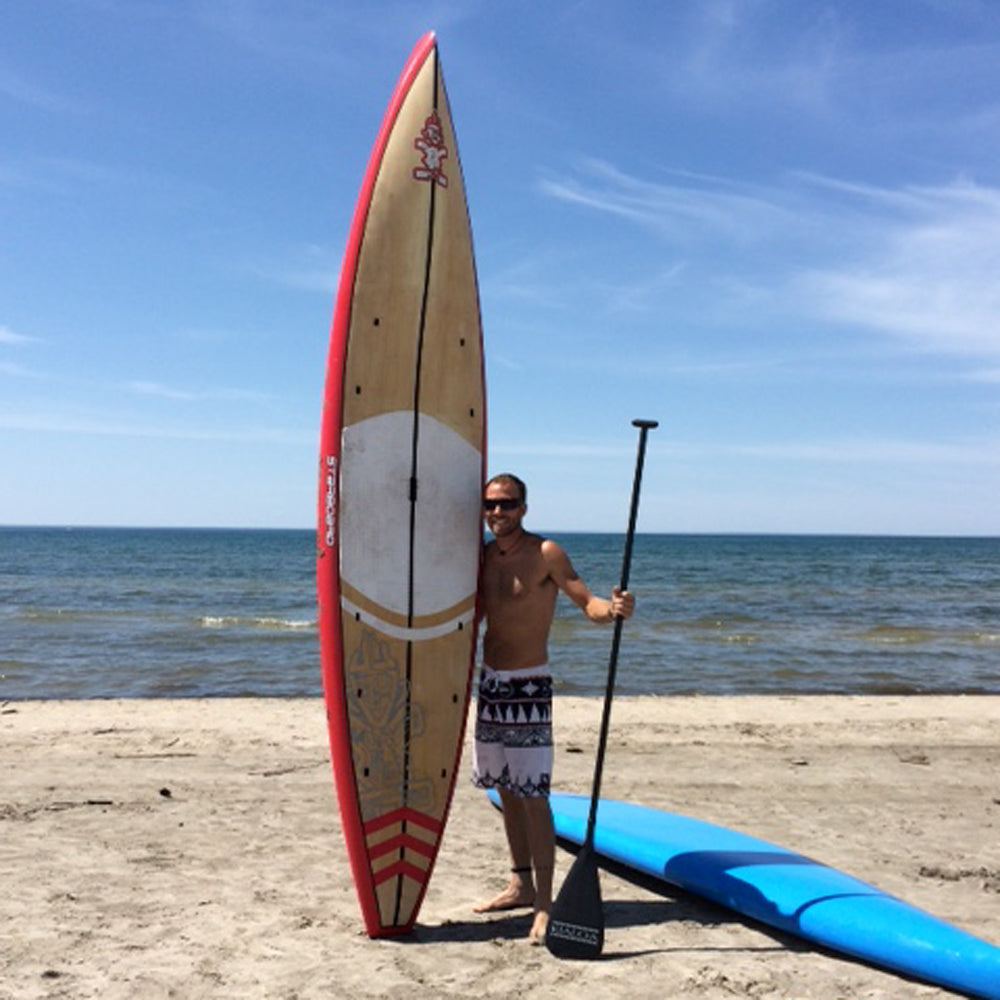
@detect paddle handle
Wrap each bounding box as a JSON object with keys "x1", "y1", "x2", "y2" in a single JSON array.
[{"x1": 584, "y1": 418, "x2": 657, "y2": 845}]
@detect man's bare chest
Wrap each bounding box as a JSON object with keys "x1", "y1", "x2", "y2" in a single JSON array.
[{"x1": 486, "y1": 556, "x2": 553, "y2": 607}]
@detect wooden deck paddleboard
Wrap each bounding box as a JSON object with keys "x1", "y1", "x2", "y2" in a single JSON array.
[{"x1": 317, "y1": 32, "x2": 486, "y2": 937}]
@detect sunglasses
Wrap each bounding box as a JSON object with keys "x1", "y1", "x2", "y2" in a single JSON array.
[{"x1": 483, "y1": 497, "x2": 522, "y2": 512}]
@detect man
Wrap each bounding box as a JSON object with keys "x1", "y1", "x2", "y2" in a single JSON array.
[{"x1": 472, "y1": 473, "x2": 634, "y2": 943}]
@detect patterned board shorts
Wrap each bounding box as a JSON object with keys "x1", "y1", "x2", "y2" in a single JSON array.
[{"x1": 471, "y1": 664, "x2": 553, "y2": 799}]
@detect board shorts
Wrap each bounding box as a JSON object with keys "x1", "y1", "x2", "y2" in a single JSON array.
[{"x1": 471, "y1": 664, "x2": 552, "y2": 799}]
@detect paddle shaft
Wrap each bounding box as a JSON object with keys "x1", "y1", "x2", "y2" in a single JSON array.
[
  {"x1": 545, "y1": 418, "x2": 657, "y2": 960},
  {"x1": 583, "y1": 418, "x2": 657, "y2": 847}
]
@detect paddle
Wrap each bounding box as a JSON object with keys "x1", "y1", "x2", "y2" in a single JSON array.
[{"x1": 545, "y1": 418, "x2": 658, "y2": 959}]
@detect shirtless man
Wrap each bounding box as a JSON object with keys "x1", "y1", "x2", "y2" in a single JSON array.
[{"x1": 471, "y1": 473, "x2": 634, "y2": 943}]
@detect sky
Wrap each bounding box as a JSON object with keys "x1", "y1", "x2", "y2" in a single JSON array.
[{"x1": 2, "y1": 0, "x2": 999, "y2": 535}]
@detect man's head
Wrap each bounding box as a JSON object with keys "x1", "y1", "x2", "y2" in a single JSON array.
[
  {"x1": 485, "y1": 474, "x2": 526, "y2": 504},
  {"x1": 483, "y1": 473, "x2": 527, "y2": 536}
]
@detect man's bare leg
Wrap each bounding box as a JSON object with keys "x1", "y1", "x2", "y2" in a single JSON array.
[
  {"x1": 474, "y1": 790, "x2": 536, "y2": 913},
  {"x1": 523, "y1": 796, "x2": 555, "y2": 943}
]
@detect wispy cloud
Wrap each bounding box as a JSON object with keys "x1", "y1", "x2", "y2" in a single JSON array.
[
  {"x1": 193, "y1": 0, "x2": 477, "y2": 73},
  {"x1": 127, "y1": 381, "x2": 197, "y2": 402},
  {"x1": 0, "y1": 324, "x2": 35, "y2": 345},
  {"x1": 192, "y1": 1, "x2": 357, "y2": 75},
  {"x1": 0, "y1": 151, "x2": 210, "y2": 207},
  {"x1": 125, "y1": 380, "x2": 276, "y2": 404},
  {"x1": 249, "y1": 244, "x2": 340, "y2": 294},
  {"x1": 488, "y1": 354, "x2": 526, "y2": 373},
  {"x1": 0, "y1": 410, "x2": 308, "y2": 445},
  {"x1": 795, "y1": 178, "x2": 1000, "y2": 361},
  {"x1": 587, "y1": 1, "x2": 848, "y2": 125},
  {"x1": 0, "y1": 61, "x2": 87, "y2": 113},
  {"x1": 727, "y1": 436, "x2": 1000, "y2": 467},
  {"x1": 480, "y1": 251, "x2": 572, "y2": 310},
  {"x1": 0, "y1": 362, "x2": 41, "y2": 378},
  {"x1": 489, "y1": 440, "x2": 634, "y2": 460},
  {"x1": 493, "y1": 434, "x2": 1000, "y2": 468},
  {"x1": 268, "y1": 265, "x2": 339, "y2": 295},
  {"x1": 538, "y1": 159, "x2": 794, "y2": 247},
  {"x1": 619, "y1": 2, "x2": 1000, "y2": 134},
  {"x1": 537, "y1": 160, "x2": 1000, "y2": 364}
]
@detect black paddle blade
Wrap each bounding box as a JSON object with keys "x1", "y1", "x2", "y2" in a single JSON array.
[{"x1": 545, "y1": 844, "x2": 604, "y2": 959}]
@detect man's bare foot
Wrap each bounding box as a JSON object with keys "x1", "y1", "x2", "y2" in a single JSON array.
[
  {"x1": 473, "y1": 879, "x2": 535, "y2": 914},
  {"x1": 528, "y1": 908, "x2": 549, "y2": 944}
]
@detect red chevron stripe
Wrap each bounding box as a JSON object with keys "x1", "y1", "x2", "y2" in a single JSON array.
[
  {"x1": 363, "y1": 807, "x2": 442, "y2": 836},
  {"x1": 373, "y1": 859, "x2": 428, "y2": 887},
  {"x1": 368, "y1": 834, "x2": 436, "y2": 861}
]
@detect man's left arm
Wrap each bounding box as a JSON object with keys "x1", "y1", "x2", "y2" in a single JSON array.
[{"x1": 541, "y1": 540, "x2": 634, "y2": 624}]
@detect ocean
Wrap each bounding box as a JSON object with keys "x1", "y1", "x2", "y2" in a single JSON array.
[{"x1": 1, "y1": 527, "x2": 997, "y2": 700}]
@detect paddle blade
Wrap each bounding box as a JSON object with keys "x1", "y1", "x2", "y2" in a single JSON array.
[{"x1": 545, "y1": 843, "x2": 604, "y2": 959}]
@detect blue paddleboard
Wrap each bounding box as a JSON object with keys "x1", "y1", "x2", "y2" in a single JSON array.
[{"x1": 488, "y1": 790, "x2": 1000, "y2": 998}]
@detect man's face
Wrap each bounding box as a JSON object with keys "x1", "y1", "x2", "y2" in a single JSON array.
[{"x1": 483, "y1": 481, "x2": 524, "y2": 538}]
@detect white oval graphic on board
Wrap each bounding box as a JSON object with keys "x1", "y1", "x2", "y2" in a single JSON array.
[{"x1": 340, "y1": 410, "x2": 481, "y2": 621}]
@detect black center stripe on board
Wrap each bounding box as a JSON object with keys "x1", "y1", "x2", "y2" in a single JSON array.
[{"x1": 396, "y1": 46, "x2": 441, "y2": 926}]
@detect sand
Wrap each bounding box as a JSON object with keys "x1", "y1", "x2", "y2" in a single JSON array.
[{"x1": 2, "y1": 695, "x2": 998, "y2": 999}]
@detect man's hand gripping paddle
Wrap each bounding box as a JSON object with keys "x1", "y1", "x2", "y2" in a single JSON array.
[{"x1": 545, "y1": 418, "x2": 658, "y2": 959}]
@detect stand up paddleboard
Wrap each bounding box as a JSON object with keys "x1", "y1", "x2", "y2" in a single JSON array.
[
  {"x1": 490, "y1": 791, "x2": 1000, "y2": 998},
  {"x1": 318, "y1": 32, "x2": 485, "y2": 938}
]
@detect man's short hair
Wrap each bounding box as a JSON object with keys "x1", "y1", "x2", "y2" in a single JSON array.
[{"x1": 485, "y1": 473, "x2": 527, "y2": 503}]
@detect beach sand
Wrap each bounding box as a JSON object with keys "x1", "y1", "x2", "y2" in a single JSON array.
[{"x1": 2, "y1": 695, "x2": 998, "y2": 999}]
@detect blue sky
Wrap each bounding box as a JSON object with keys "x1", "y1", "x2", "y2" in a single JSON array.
[{"x1": 2, "y1": 0, "x2": 999, "y2": 534}]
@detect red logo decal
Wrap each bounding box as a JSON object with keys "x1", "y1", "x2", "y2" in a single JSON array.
[{"x1": 413, "y1": 112, "x2": 448, "y2": 188}]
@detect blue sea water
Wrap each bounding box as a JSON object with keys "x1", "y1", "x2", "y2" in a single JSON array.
[{"x1": 1, "y1": 527, "x2": 998, "y2": 700}]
